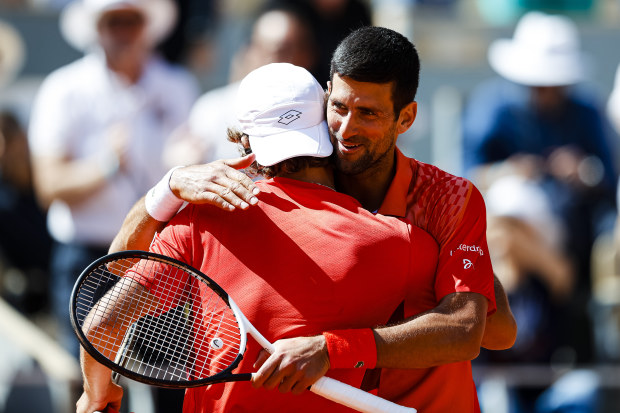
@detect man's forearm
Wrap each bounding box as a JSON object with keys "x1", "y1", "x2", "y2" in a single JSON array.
[
  {"x1": 256, "y1": 292, "x2": 489, "y2": 390},
  {"x1": 373, "y1": 292, "x2": 488, "y2": 369},
  {"x1": 33, "y1": 156, "x2": 117, "y2": 207},
  {"x1": 109, "y1": 196, "x2": 167, "y2": 253},
  {"x1": 81, "y1": 348, "x2": 114, "y2": 391},
  {"x1": 77, "y1": 348, "x2": 123, "y2": 413},
  {"x1": 481, "y1": 275, "x2": 517, "y2": 350}
]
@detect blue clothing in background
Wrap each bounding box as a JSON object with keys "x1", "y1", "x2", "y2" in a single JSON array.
[{"x1": 462, "y1": 77, "x2": 617, "y2": 193}]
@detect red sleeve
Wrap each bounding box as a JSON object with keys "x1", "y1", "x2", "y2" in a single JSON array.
[{"x1": 431, "y1": 181, "x2": 496, "y2": 315}]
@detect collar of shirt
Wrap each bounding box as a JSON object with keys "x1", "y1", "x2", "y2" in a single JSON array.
[{"x1": 377, "y1": 147, "x2": 413, "y2": 218}]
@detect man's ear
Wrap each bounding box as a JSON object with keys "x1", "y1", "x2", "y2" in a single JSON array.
[
  {"x1": 397, "y1": 101, "x2": 417, "y2": 135},
  {"x1": 324, "y1": 82, "x2": 332, "y2": 108}
]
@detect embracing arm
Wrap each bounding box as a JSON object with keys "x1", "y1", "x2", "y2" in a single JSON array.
[
  {"x1": 252, "y1": 292, "x2": 488, "y2": 392},
  {"x1": 109, "y1": 195, "x2": 167, "y2": 253},
  {"x1": 481, "y1": 275, "x2": 517, "y2": 350},
  {"x1": 373, "y1": 279, "x2": 516, "y2": 366},
  {"x1": 374, "y1": 292, "x2": 487, "y2": 368},
  {"x1": 109, "y1": 155, "x2": 260, "y2": 253}
]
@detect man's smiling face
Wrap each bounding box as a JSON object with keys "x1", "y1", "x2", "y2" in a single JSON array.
[{"x1": 326, "y1": 73, "x2": 400, "y2": 176}]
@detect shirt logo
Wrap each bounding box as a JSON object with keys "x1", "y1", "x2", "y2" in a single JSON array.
[
  {"x1": 278, "y1": 110, "x2": 302, "y2": 125},
  {"x1": 456, "y1": 244, "x2": 484, "y2": 256},
  {"x1": 463, "y1": 259, "x2": 474, "y2": 270}
]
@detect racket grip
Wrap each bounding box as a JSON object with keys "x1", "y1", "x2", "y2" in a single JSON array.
[{"x1": 310, "y1": 376, "x2": 417, "y2": 413}]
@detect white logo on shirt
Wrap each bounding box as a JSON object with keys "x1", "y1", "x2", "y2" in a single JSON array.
[
  {"x1": 456, "y1": 244, "x2": 484, "y2": 256},
  {"x1": 463, "y1": 259, "x2": 474, "y2": 270}
]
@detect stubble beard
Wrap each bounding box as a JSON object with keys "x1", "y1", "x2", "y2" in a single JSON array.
[
  {"x1": 330, "y1": 127, "x2": 398, "y2": 177},
  {"x1": 331, "y1": 149, "x2": 376, "y2": 176}
]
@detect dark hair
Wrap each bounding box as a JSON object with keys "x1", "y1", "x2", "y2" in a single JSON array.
[
  {"x1": 329, "y1": 26, "x2": 420, "y2": 115},
  {"x1": 227, "y1": 128, "x2": 329, "y2": 179}
]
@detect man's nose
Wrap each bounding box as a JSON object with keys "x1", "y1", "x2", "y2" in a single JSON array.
[{"x1": 338, "y1": 112, "x2": 359, "y2": 140}]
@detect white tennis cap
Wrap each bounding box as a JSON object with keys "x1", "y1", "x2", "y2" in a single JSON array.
[
  {"x1": 488, "y1": 11, "x2": 586, "y2": 86},
  {"x1": 236, "y1": 63, "x2": 332, "y2": 167}
]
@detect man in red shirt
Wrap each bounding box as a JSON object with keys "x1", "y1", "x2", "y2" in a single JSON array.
[
  {"x1": 77, "y1": 63, "x2": 439, "y2": 412},
  {"x1": 313, "y1": 27, "x2": 501, "y2": 412},
  {"x1": 101, "y1": 28, "x2": 516, "y2": 413}
]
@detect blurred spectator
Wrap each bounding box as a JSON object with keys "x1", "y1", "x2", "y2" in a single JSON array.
[
  {"x1": 263, "y1": 0, "x2": 371, "y2": 86},
  {"x1": 0, "y1": 20, "x2": 25, "y2": 92},
  {"x1": 0, "y1": 20, "x2": 50, "y2": 316},
  {"x1": 609, "y1": 62, "x2": 620, "y2": 248},
  {"x1": 464, "y1": 10, "x2": 616, "y2": 413},
  {"x1": 27, "y1": 0, "x2": 199, "y2": 357},
  {"x1": 607, "y1": 62, "x2": 620, "y2": 141},
  {"x1": 229, "y1": 2, "x2": 319, "y2": 82},
  {"x1": 588, "y1": 62, "x2": 620, "y2": 367},
  {"x1": 156, "y1": 0, "x2": 217, "y2": 66},
  {"x1": 163, "y1": 4, "x2": 319, "y2": 167},
  {"x1": 475, "y1": 0, "x2": 595, "y2": 26},
  {"x1": 0, "y1": 111, "x2": 52, "y2": 315},
  {"x1": 463, "y1": 11, "x2": 617, "y2": 306}
]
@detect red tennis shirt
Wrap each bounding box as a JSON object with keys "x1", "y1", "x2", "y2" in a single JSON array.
[
  {"x1": 373, "y1": 148, "x2": 496, "y2": 413},
  {"x1": 143, "y1": 177, "x2": 439, "y2": 413}
]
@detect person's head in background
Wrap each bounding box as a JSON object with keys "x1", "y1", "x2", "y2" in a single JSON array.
[
  {"x1": 326, "y1": 26, "x2": 420, "y2": 177},
  {"x1": 227, "y1": 63, "x2": 332, "y2": 180},
  {"x1": 228, "y1": 5, "x2": 319, "y2": 83},
  {"x1": 262, "y1": 0, "x2": 371, "y2": 86},
  {"x1": 60, "y1": 0, "x2": 177, "y2": 78},
  {"x1": 488, "y1": 11, "x2": 586, "y2": 114}
]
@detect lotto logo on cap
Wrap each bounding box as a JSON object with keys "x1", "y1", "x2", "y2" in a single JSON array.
[
  {"x1": 278, "y1": 110, "x2": 302, "y2": 125},
  {"x1": 236, "y1": 63, "x2": 332, "y2": 167}
]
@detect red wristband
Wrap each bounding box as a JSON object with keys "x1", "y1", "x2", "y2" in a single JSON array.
[{"x1": 322, "y1": 328, "x2": 377, "y2": 369}]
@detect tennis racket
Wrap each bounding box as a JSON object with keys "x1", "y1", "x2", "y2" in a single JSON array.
[{"x1": 71, "y1": 250, "x2": 417, "y2": 413}]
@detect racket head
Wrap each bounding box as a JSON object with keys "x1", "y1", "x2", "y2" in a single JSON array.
[{"x1": 70, "y1": 250, "x2": 250, "y2": 388}]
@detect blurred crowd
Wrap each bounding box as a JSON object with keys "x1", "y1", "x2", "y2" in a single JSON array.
[{"x1": 1, "y1": 0, "x2": 620, "y2": 412}]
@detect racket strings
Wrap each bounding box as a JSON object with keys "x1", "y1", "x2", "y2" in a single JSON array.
[{"x1": 74, "y1": 257, "x2": 244, "y2": 384}]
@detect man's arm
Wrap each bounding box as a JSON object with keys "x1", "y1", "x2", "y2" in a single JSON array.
[
  {"x1": 251, "y1": 281, "x2": 516, "y2": 392},
  {"x1": 109, "y1": 195, "x2": 167, "y2": 253},
  {"x1": 31, "y1": 122, "x2": 131, "y2": 208},
  {"x1": 109, "y1": 155, "x2": 260, "y2": 253},
  {"x1": 33, "y1": 154, "x2": 121, "y2": 208},
  {"x1": 77, "y1": 279, "x2": 155, "y2": 413},
  {"x1": 482, "y1": 275, "x2": 517, "y2": 350},
  {"x1": 252, "y1": 292, "x2": 488, "y2": 392},
  {"x1": 76, "y1": 350, "x2": 123, "y2": 413},
  {"x1": 373, "y1": 292, "x2": 487, "y2": 368}
]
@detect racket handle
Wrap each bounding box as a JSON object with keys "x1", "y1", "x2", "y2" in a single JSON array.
[{"x1": 310, "y1": 376, "x2": 417, "y2": 413}]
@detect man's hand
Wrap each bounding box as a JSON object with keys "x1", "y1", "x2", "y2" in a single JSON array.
[
  {"x1": 251, "y1": 335, "x2": 330, "y2": 395},
  {"x1": 169, "y1": 155, "x2": 260, "y2": 211}
]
